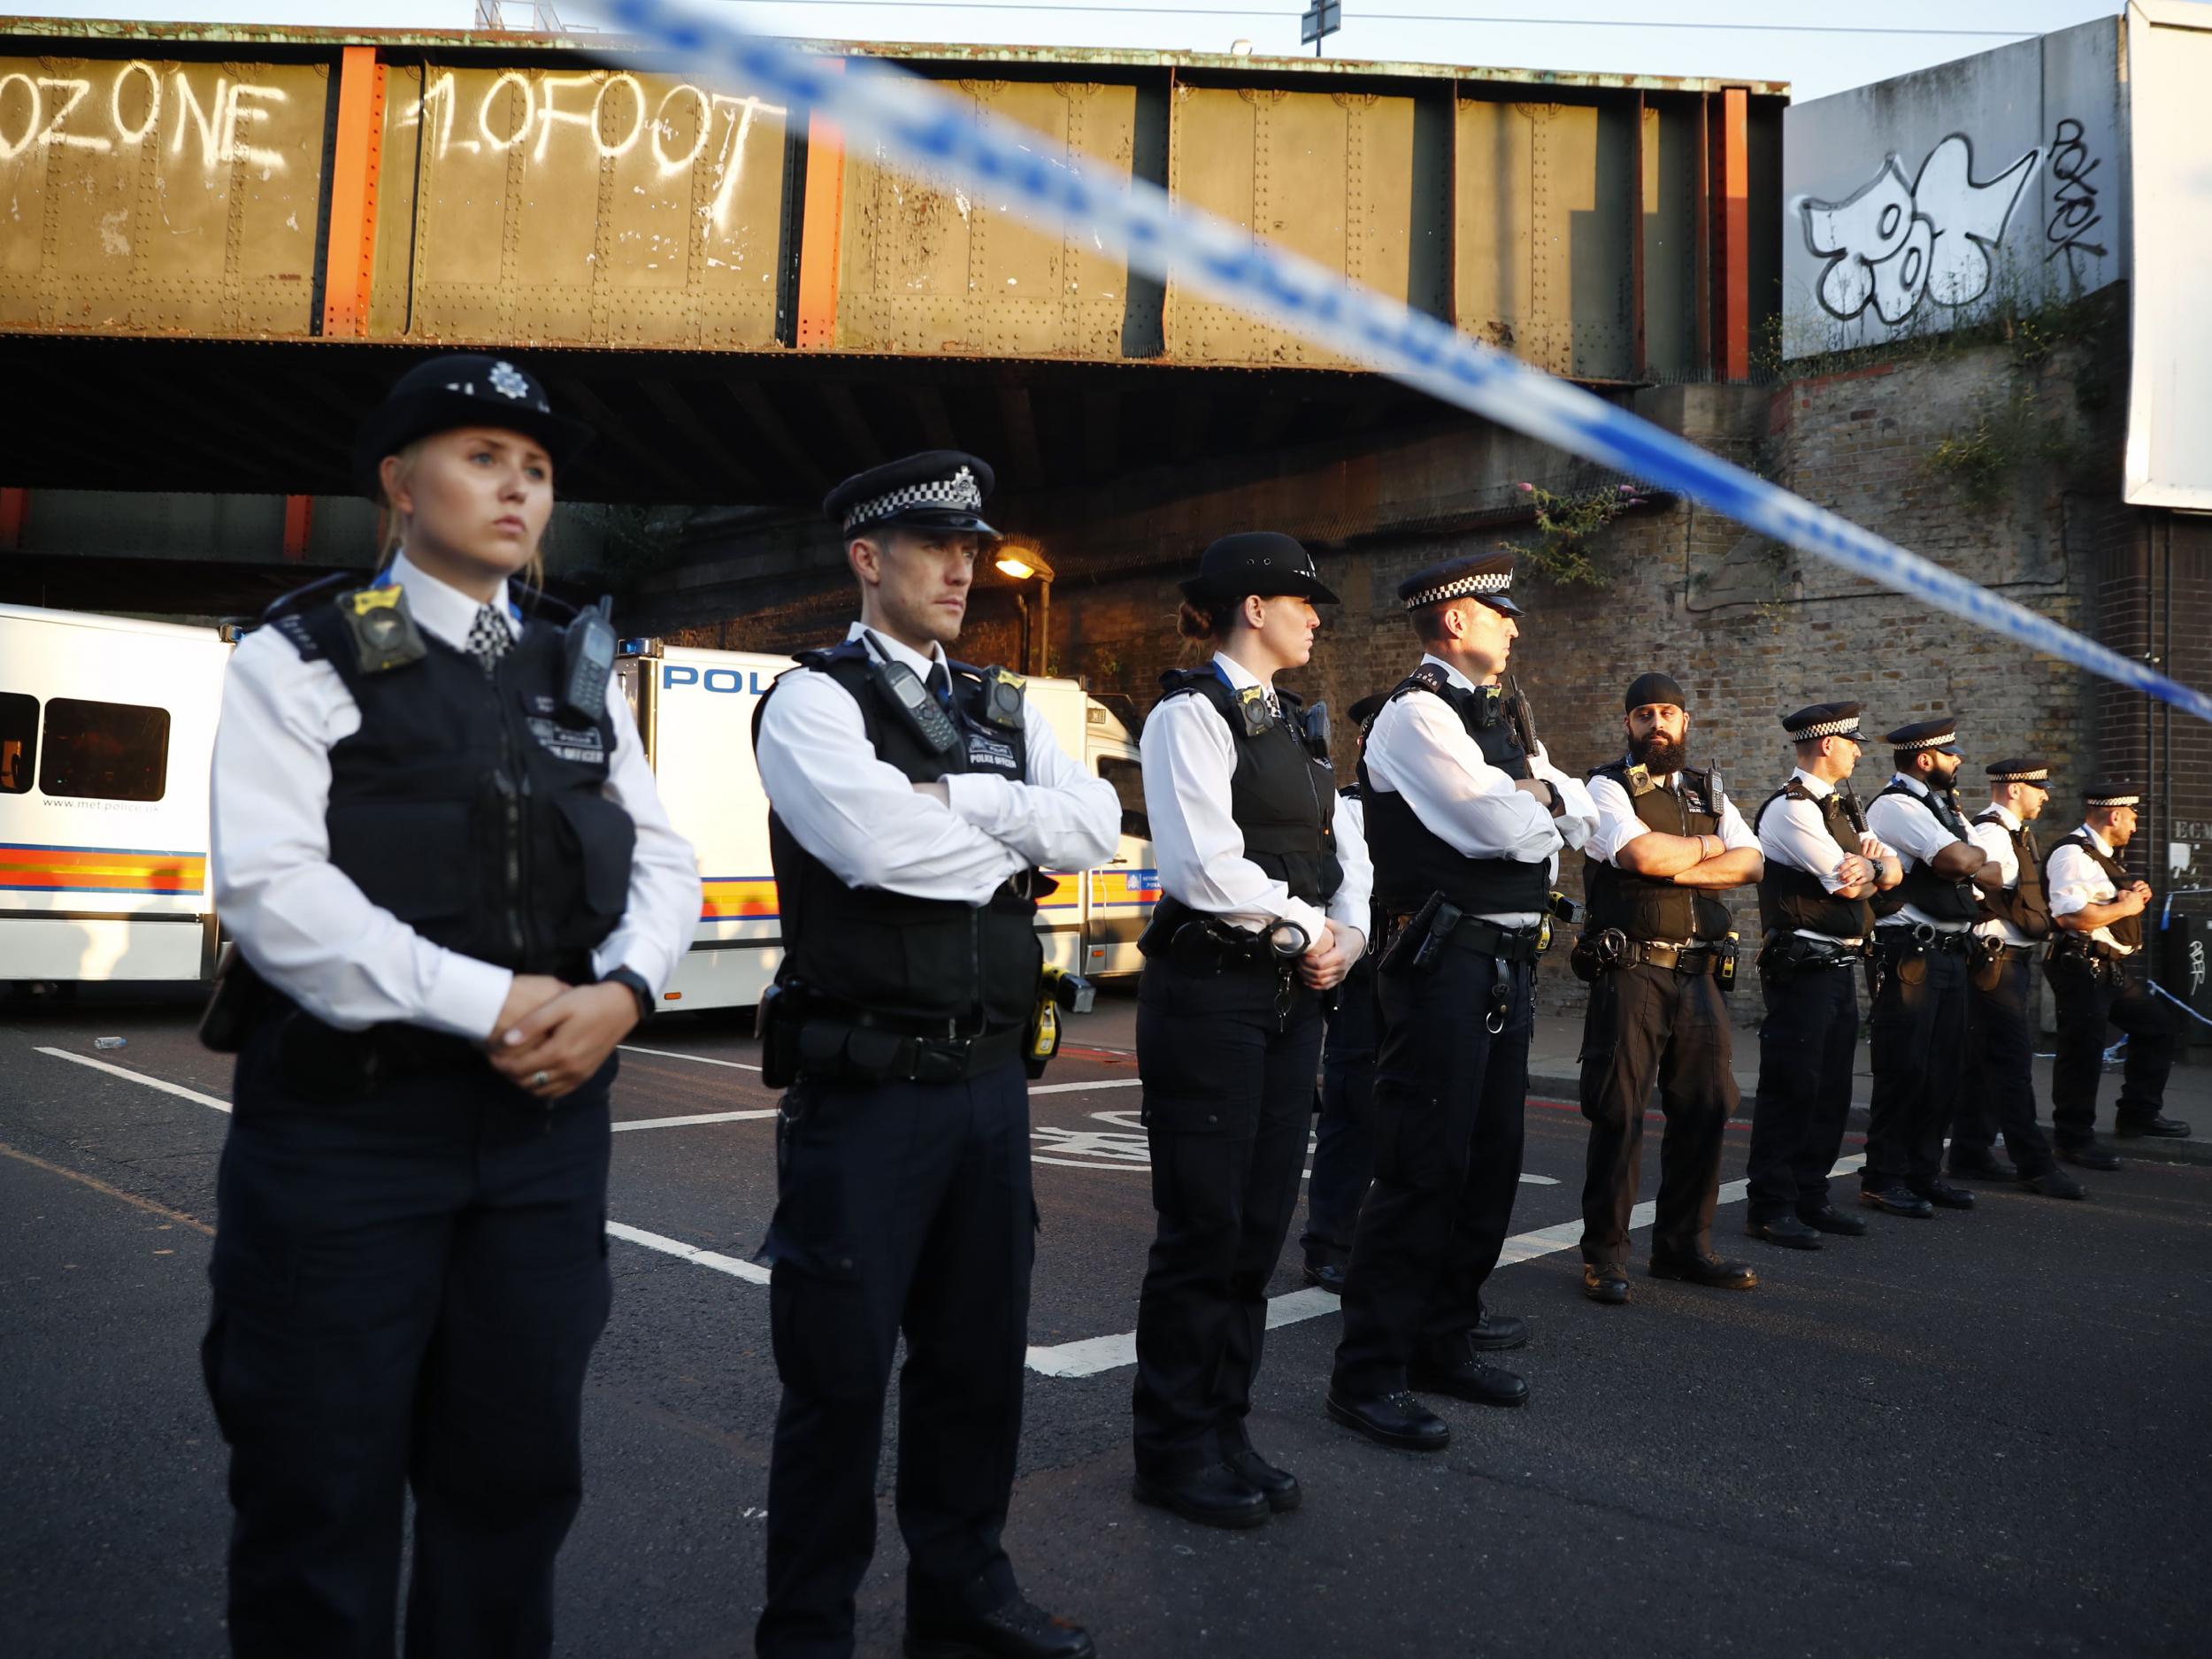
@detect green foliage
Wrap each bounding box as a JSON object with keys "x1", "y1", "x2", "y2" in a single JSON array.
[{"x1": 1498, "y1": 481, "x2": 1645, "y2": 588}]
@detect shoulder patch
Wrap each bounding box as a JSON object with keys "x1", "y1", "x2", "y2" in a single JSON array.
[
  {"x1": 1783, "y1": 779, "x2": 1815, "y2": 801},
  {"x1": 267, "y1": 612, "x2": 325, "y2": 661},
  {"x1": 1395, "y1": 663, "x2": 1452, "y2": 699}
]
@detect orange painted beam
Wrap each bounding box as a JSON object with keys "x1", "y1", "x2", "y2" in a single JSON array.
[
  {"x1": 1716, "y1": 87, "x2": 1750, "y2": 382},
  {"x1": 795, "y1": 59, "x2": 848, "y2": 351},
  {"x1": 281, "y1": 495, "x2": 314, "y2": 560},
  {"x1": 0, "y1": 488, "x2": 26, "y2": 550},
  {"x1": 322, "y1": 46, "x2": 387, "y2": 340}
]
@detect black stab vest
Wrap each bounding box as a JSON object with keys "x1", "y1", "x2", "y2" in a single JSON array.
[
  {"x1": 1150, "y1": 668, "x2": 1342, "y2": 923},
  {"x1": 760, "y1": 641, "x2": 1041, "y2": 1030},
  {"x1": 1753, "y1": 780, "x2": 1874, "y2": 941},
  {"x1": 2059, "y1": 830, "x2": 2141, "y2": 950},
  {"x1": 280, "y1": 576, "x2": 634, "y2": 979},
  {"x1": 1870, "y1": 779, "x2": 1978, "y2": 923},
  {"x1": 1583, "y1": 762, "x2": 1732, "y2": 943},
  {"x1": 1363, "y1": 667, "x2": 1550, "y2": 917},
  {"x1": 1971, "y1": 809, "x2": 2052, "y2": 940}
]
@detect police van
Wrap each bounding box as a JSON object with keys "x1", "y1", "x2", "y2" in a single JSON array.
[
  {"x1": 0, "y1": 603, "x2": 230, "y2": 990},
  {"x1": 617, "y1": 641, "x2": 1157, "y2": 1012},
  {"x1": 0, "y1": 604, "x2": 1159, "y2": 1006}
]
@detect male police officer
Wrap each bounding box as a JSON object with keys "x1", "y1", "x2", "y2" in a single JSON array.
[
  {"x1": 2043, "y1": 780, "x2": 2193, "y2": 1167},
  {"x1": 1743, "y1": 704, "x2": 1902, "y2": 1250},
  {"x1": 1302, "y1": 690, "x2": 1388, "y2": 1294},
  {"x1": 751, "y1": 452, "x2": 1118, "y2": 1659},
  {"x1": 1576, "y1": 672, "x2": 1763, "y2": 1305},
  {"x1": 1326, "y1": 553, "x2": 1597, "y2": 1451},
  {"x1": 1859, "y1": 718, "x2": 1997, "y2": 1219},
  {"x1": 1947, "y1": 760, "x2": 2080, "y2": 1195}
]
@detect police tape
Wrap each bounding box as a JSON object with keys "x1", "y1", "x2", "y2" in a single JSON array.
[{"x1": 595, "y1": 0, "x2": 2212, "y2": 727}]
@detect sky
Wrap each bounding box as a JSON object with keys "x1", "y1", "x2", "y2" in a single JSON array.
[{"x1": 15, "y1": 0, "x2": 2196, "y2": 103}]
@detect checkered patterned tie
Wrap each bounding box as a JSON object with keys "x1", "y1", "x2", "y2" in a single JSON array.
[{"x1": 466, "y1": 603, "x2": 511, "y2": 674}]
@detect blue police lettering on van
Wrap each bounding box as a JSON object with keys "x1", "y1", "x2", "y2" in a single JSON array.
[{"x1": 661, "y1": 664, "x2": 772, "y2": 694}]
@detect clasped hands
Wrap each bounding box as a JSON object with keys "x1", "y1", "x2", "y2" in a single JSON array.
[{"x1": 484, "y1": 973, "x2": 641, "y2": 1102}]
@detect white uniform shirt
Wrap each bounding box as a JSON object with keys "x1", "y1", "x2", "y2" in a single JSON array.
[
  {"x1": 1864, "y1": 772, "x2": 1974, "y2": 933},
  {"x1": 211, "y1": 551, "x2": 703, "y2": 1041},
  {"x1": 753, "y1": 622, "x2": 1119, "y2": 907},
  {"x1": 1140, "y1": 652, "x2": 1373, "y2": 947},
  {"x1": 1586, "y1": 764, "x2": 1757, "y2": 946},
  {"x1": 1755, "y1": 767, "x2": 1889, "y2": 944},
  {"x1": 2047, "y1": 823, "x2": 2134, "y2": 955},
  {"x1": 1968, "y1": 803, "x2": 2037, "y2": 948},
  {"x1": 1360, "y1": 653, "x2": 1597, "y2": 927}
]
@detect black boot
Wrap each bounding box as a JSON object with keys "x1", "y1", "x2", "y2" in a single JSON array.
[
  {"x1": 905, "y1": 1595, "x2": 1097, "y2": 1659},
  {"x1": 1133, "y1": 1462, "x2": 1269, "y2": 1529}
]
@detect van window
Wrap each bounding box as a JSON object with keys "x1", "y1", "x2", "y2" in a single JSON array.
[
  {"x1": 37, "y1": 698, "x2": 171, "y2": 803},
  {"x1": 0, "y1": 693, "x2": 34, "y2": 794},
  {"x1": 1097, "y1": 754, "x2": 1148, "y2": 841}
]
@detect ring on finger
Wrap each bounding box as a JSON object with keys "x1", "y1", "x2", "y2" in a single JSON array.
[{"x1": 532, "y1": 1070, "x2": 549, "y2": 1089}]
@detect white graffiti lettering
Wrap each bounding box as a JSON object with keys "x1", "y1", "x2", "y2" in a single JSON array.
[
  {"x1": 165, "y1": 70, "x2": 290, "y2": 173},
  {"x1": 1801, "y1": 134, "x2": 2038, "y2": 325},
  {"x1": 478, "y1": 69, "x2": 534, "y2": 153},
  {"x1": 109, "y1": 58, "x2": 160, "y2": 147}
]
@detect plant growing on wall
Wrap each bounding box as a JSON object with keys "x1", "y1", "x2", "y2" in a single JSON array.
[{"x1": 1499, "y1": 481, "x2": 1647, "y2": 588}]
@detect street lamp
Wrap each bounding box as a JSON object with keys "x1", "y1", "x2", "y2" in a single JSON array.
[{"x1": 995, "y1": 545, "x2": 1056, "y2": 676}]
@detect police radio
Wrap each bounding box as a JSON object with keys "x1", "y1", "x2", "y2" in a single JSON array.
[
  {"x1": 558, "y1": 596, "x2": 618, "y2": 724},
  {"x1": 876, "y1": 660, "x2": 962, "y2": 756}
]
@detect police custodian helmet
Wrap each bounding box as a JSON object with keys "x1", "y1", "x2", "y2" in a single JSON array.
[{"x1": 353, "y1": 353, "x2": 595, "y2": 501}]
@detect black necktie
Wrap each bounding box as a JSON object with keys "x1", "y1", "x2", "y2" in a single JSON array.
[{"x1": 925, "y1": 663, "x2": 952, "y2": 710}]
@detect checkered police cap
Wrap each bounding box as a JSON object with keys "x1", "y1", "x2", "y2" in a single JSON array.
[{"x1": 1780, "y1": 703, "x2": 1863, "y2": 741}]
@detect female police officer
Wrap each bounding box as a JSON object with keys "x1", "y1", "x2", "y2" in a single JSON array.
[
  {"x1": 1131, "y1": 532, "x2": 1371, "y2": 1529},
  {"x1": 200, "y1": 354, "x2": 700, "y2": 1657}
]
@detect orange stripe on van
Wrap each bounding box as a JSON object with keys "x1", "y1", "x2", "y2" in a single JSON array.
[
  {"x1": 0, "y1": 844, "x2": 207, "y2": 895},
  {"x1": 699, "y1": 876, "x2": 780, "y2": 922}
]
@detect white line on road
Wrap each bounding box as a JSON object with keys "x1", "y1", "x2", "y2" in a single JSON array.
[
  {"x1": 613, "y1": 1109, "x2": 780, "y2": 1132},
  {"x1": 618, "y1": 1043, "x2": 763, "y2": 1071},
  {"x1": 603, "y1": 1220, "x2": 772, "y2": 1284},
  {"x1": 1028, "y1": 1076, "x2": 1143, "y2": 1096},
  {"x1": 1022, "y1": 1156, "x2": 1870, "y2": 1379},
  {"x1": 35, "y1": 1047, "x2": 233, "y2": 1113}
]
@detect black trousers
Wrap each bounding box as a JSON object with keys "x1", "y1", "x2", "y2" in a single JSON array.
[
  {"x1": 1953, "y1": 948, "x2": 2057, "y2": 1174},
  {"x1": 757, "y1": 1058, "x2": 1034, "y2": 1659},
  {"x1": 2047, "y1": 956, "x2": 2178, "y2": 1143},
  {"x1": 1332, "y1": 946, "x2": 1533, "y2": 1399},
  {"x1": 1302, "y1": 954, "x2": 1379, "y2": 1268},
  {"x1": 1132, "y1": 954, "x2": 1323, "y2": 1479},
  {"x1": 1577, "y1": 960, "x2": 1736, "y2": 1265},
  {"x1": 203, "y1": 1019, "x2": 614, "y2": 1659},
  {"x1": 1863, "y1": 934, "x2": 1970, "y2": 1191},
  {"x1": 1744, "y1": 960, "x2": 1860, "y2": 1225}
]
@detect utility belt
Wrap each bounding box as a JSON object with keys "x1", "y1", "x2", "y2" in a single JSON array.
[
  {"x1": 2046, "y1": 933, "x2": 2131, "y2": 987},
  {"x1": 1138, "y1": 895, "x2": 1312, "y2": 978},
  {"x1": 1570, "y1": 928, "x2": 1739, "y2": 991},
  {"x1": 1755, "y1": 928, "x2": 1866, "y2": 984},
  {"x1": 1968, "y1": 933, "x2": 2039, "y2": 991},
  {"x1": 199, "y1": 945, "x2": 595, "y2": 1105},
  {"x1": 757, "y1": 979, "x2": 1032, "y2": 1089},
  {"x1": 1868, "y1": 922, "x2": 1973, "y2": 994},
  {"x1": 1378, "y1": 890, "x2": 1558, "y2": 1036}
]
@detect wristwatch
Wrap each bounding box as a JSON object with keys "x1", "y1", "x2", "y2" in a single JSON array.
[{"x1": 602, "y1": 965, "x2": 655, "y2": 1023}]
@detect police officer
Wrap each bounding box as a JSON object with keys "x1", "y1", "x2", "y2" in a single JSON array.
[
  {"x1": 1301, "y1": 689, "x2": 1388, "y2": 1295},
  {"x1": 1742, "y1": 703, "x2": 1901, "y2": 1251},
  {"x1": 1575, "y1": 672, "x2": 1763, "y2": 1305},
  {"x1": 1132, "y1": 533, "x2": 1371, "y2": 1529},
  {"x1": 1327, "y1": 553, "x2": 1597, "y2": 1453},
  {"x1": 750, "y1": 452, "x2": 1116, "y2": 1658},
  {"x1": 1947, "y1": 759, "x2": 2082, "y2": 1197},
  {"x1": 2043, "y1": 780, "x2": 2194, "y2": 1167},
  {"x1": 1859, "y1": 718, "x2": 1995, "y2": 1219},
  {"x1": 201, "y1": 354, "x2": 703, "y2": 1656}
]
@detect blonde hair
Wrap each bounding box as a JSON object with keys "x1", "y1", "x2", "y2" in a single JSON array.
[{"x1": 373, "y1": 434, "x2": 549, "y2": 594}]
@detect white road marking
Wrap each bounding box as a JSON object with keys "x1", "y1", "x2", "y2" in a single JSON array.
[
  {"x1": 1028, "y1": 1076, "x2": 1143, "y2": 1096},
  {"x1": 618, "y1": 1043, "x2": 763, "y2": 1071},
  {"x1": 35, "y1": 1047, "x2": 233, "y2": 1113},
  {"x1": 613, "y1": 1109, "x2": 780, "y2": 1132},
  {"x1": 1023, "y1": 1156, "x2": 1870, "y2": 1379},
  {"x1": 604, "y1": 1220, "x2": 772, "y2": 1284}
]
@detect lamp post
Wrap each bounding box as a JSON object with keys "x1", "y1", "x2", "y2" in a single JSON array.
[{"x1": 994, "y1": 546, "x2": 1056, "y2": 676}]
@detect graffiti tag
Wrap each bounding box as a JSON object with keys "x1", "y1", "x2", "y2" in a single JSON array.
[
  {"x1": 0, "y1": 64, "x2": 290, "y2": 172},
  {"x1": 1801, "y1": 134, "x2": 2039, "y2": 324},
  {"x1": 2043, "y1": 117, "x2": 2106, "y2": 265}
]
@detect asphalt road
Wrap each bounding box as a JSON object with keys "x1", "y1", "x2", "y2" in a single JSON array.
[{"x1": 4, "y1": 987, "x2": 2209, "y2": 1659}]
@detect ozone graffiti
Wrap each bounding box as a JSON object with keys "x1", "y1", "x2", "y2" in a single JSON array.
[
  {"x1": 0, "y1": 64, "x2": 291, "y2": 172},
  {"x1": 1800, "y1": 134, "x2": 2039, "y2": 326}
]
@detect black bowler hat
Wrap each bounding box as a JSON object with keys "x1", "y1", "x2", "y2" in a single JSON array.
[
  {"x1": 1986, "y1": 757, "x2": 2051, "y2": 787},
  {"x1": 2085, "y1": 779, "x2": 2142, "y2": 809},
  {"x1": 1179, "y1": 531, "x2": 1339, "y2": 605},
  {"x1": 1397, "y1": 552, "x2": 1521, "y2": 617},
  {"x1": 1884, "y1": 717, "x2": 1960, "y2": 756},
  {"x1": 824, "y1": 449, "x2": 998, "y2": 538},
  {"x1": 1348, "y1": 692, "x2": 1388, "y2": 727},
  {"x1": 353, "y1": 353, "x2": 594, "y2": 501},
  {"x1": 1781, "y1": 702, "x2": 1863, "y2": 741},
  {"x1": 1624, "y1": 672, "x2": 1686, "y2": 712}
]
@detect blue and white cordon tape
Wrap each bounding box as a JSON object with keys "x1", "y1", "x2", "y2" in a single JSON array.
[{"x1": 595, "y1": 0, "x2": 2212, "y2": 727}]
